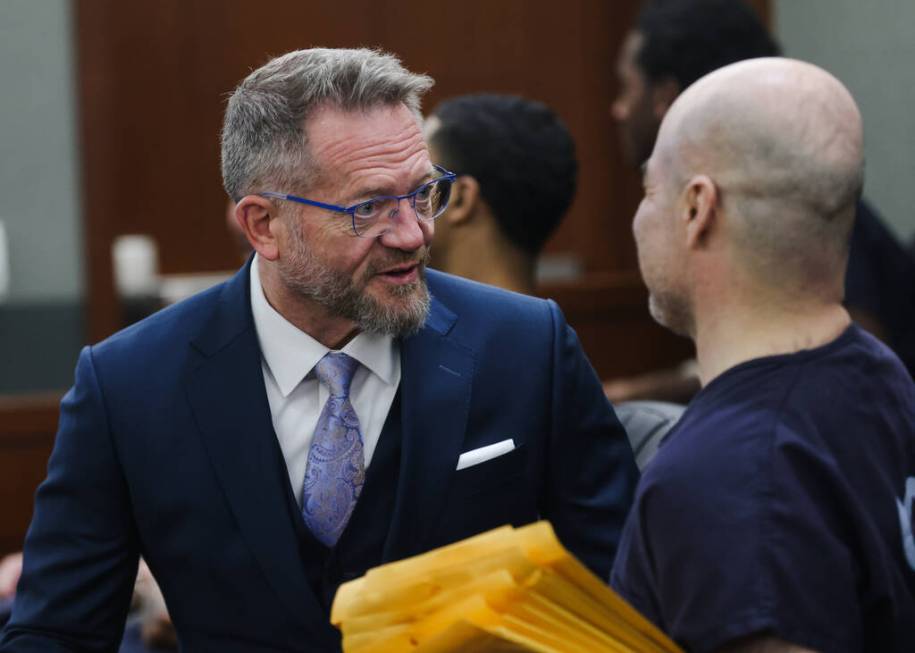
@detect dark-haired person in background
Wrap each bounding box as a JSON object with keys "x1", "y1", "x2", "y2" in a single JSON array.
[
  {"x1": 604, "y1": 0, "x2": 915, "y2": 403},
  {"x1": 424, "y1": 94, "x2": 577, "y2": 295},
  {"x1": 613, "y1": 0, "x2": 778, "y2": 170}
]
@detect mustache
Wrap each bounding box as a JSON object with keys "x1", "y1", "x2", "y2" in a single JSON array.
[{"x1": 366, "y1": 246, "x2": 431, "y2": 276}]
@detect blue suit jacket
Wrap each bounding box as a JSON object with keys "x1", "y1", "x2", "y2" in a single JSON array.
[{"x1": 1, "y1": 264, "x2": 637, "y2": 652}]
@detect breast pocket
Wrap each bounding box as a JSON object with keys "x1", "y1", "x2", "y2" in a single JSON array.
[
  {"x1": 449, "y1": 443, "x2": 528, "y2": 499},
  {"x1": 430, "y1": 444, "x2": 537, "y2": 547}
]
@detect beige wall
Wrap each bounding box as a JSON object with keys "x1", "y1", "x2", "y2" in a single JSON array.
[
  {"x1": 0, "y1": 0, "x2": 82, "y2": 303},
  {"x1": 776, "y1": 0, "x2": 915, "y2": 243}
]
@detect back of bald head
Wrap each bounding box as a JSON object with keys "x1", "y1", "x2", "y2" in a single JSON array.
[{"x1": 658, "y1": 57, "x2": 864, "y2": 290}]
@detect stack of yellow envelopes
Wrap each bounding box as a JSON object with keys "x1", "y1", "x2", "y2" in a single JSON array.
[{"x1": 331, "y1": 521, "x2": 683, "y2": 653}]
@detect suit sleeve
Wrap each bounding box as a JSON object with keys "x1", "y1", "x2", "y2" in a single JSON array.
[
  {"x1": 0, "y1": 346, "x2": 139, "y2": 652},
  {"x1": 542, "y1": 300, "x2": 639, "y2": 580}
]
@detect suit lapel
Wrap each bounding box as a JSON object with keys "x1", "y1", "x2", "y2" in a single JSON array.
[
  {"x1": 384, "y1": 295, "x2": 475, "y2": 560},
  {"x1": 184, "y1": 265, "x2": 324, "y2": 627}
]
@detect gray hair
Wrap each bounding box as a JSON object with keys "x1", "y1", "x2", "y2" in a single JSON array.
[{"x1": 221, "y1": 48, "x2": 434, "y2": 200}]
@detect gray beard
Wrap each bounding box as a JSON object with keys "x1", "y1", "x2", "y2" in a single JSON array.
[
  {"x1": 648, "y1": 290, "x2": 693, "y2": 338},
  {"x1": 308, "y1": 262, "x2": 431, "y2": 337},
  {"x1": 280, "y1": 230, "x2": 431, "y2": 338}
]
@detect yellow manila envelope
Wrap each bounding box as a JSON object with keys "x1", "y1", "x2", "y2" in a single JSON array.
[{"x1": 331, "y1": 521, "x2": 683, "y2": 653}]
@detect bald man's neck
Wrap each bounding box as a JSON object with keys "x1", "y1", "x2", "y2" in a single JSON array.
[{"x1": 692, "y1": 277, "x2": 851, "y2": 386}]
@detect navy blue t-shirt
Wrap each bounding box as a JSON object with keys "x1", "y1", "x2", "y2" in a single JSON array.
[{"x1": 611, "y1": 326, "x2": 915, "y2": 652}]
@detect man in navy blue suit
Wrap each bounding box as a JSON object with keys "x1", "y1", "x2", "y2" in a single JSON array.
[{"x1": 1, "y1": 48, "x2": 637, "y2": 651}]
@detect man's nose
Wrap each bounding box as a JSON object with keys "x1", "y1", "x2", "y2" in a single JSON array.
[{"x1": 378, "y1": 199, "x2": 430, "y2": 251}]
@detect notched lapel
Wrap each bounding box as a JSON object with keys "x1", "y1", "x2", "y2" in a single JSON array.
[
  {"x1": 184, "y1": 267, "x2": 323, "y2": 629},
  {"x1": 385, "y1": 302, "x2": 475, "y2": 560}
]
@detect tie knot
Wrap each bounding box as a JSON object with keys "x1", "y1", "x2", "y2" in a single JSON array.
[{"x1": 314, "y1": 352, "x2": 359, "y2": 397}]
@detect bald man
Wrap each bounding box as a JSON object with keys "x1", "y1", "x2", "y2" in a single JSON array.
[{"x1": 610, "y1": 58, "x2": 915, "y2": 653}]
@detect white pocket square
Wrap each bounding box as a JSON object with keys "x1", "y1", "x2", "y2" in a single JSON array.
[{"x1": 456, "y1": 439, "x2": 515, "y2": 471}]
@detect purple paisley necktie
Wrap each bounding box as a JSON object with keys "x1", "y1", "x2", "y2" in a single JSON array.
[{"x1": 301, "y1": 352, "x2": 365, "y2": 547}]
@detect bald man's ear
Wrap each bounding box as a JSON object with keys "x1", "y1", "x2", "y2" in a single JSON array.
[
  {"x1": 442, "y1": 175, "x2": 481, "y2": 226},
  {"x1": 682, "y1": 175, "x2": 718, "y2": 249},
  {"x1": 235, "y1": 195, "x2": 280, "y2": 261},
  {"x1": 651, "y1": 78, "x2": 681, "y2": 120}
]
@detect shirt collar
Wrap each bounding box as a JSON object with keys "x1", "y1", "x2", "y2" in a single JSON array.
[{"x1": 249, "y1": 255, "x2": 398, "y2": 397}]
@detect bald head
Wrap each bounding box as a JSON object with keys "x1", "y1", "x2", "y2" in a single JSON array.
[{"x1": 655, "y1": 58, "x2": 864, "y2": 289}]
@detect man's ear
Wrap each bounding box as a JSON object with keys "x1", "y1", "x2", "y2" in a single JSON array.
[
  {"x1": 682, "y1": 175, "x2": 718, "y2": 249},
  {"x1": 443, "y1": 176, "x2": 482, "y2": 226},
  {"x1": 651, "y1": 77, "x2": 681, "y2": 120},
  {"x1": 235, "y1": 195, "x2": 279, "y2": 261}
]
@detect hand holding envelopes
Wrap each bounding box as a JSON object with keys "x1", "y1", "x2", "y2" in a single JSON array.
[{"x1": 331, "y1": 522, "x2": 683, "y2": 652}]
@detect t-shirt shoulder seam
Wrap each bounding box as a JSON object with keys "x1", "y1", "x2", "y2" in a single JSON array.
[{"x1": 756, "y1": 357, "x2": 809, "y2": 618}]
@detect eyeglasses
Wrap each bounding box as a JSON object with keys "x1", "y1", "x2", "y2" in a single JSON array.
[{"x1": 261, "y1": 165, "x2": 456, "y2": 238}]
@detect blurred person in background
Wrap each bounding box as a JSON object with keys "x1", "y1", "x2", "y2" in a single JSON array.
[{"x1": 424, "y1": 93, "x2": 577, "y2": 295}]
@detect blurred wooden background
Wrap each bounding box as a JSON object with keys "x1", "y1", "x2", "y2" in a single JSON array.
[{"x1": 1, "y1": 0, "x2": 768, "y2": 555}]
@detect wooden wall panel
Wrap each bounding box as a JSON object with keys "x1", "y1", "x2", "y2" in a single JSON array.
[{"x1": 0, "y1": 394, "x2": 60, "y2": 556}]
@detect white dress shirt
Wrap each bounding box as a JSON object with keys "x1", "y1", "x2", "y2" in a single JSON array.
[{"x1": 249, "y1": 257, "x2": 401, "y2": 507}]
